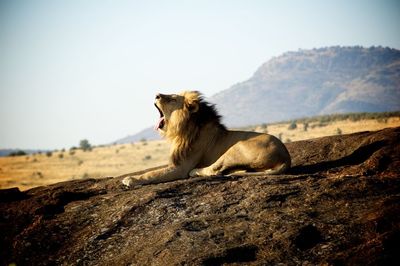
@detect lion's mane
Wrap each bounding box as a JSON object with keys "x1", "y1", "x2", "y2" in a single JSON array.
[{"x1": 165, "y1": 91, "x2": 226, "y2": 165}]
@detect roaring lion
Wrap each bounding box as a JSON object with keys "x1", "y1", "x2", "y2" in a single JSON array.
[{"x1": 122, "y1": 91, "x2": 291, "y2": 186}]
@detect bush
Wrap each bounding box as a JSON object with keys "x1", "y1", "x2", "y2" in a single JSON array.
[
  {"x1": 8, "y1": 150, "x2": 27, "y2": 157},
  {"x1": 46, "y1": 151, "x2": 53, "y2": 157},
  {"x1": 336, "y1": 128, "x2": 342, "y2": 135},
  {"x1": 79, "y1": 139, "x2": 92, "y2": 151},
  {"x1": 303, "y1": 122, "x2": 309, "y2": 131},
  {"x1": 288, "y1": 121, "x2": 297, "y2": 130},
  {"x1": 143, "y1": 155, "x2": 152, "y2": 161}
]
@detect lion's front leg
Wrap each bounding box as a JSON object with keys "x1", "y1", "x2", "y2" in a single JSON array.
[
  {"x1": 122, "y1": 175, "x2": 143, "y2": 187},
  {"x1": 122, "y1": 163, "x2": 195, "y2": 187}
]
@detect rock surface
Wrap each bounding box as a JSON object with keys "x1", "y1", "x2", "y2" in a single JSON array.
[{"x1": 1, "y1": 127, "x2": 399, "y2": 265}]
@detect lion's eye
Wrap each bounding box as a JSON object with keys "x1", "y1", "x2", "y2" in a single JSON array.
[{"x1": 169, "y1": 98, "x2": 177, "y2": 103}]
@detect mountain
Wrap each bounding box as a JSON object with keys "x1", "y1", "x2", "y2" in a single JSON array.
[
  {"x1": 211, "y1": 46, "x2": 400, "y2": 126},
  {"x1": 117, "y1": 46, "x2": 400, "y2": 143}
]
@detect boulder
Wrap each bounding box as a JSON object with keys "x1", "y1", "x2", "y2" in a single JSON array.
[{"x1": 1, "y1": 127, "x2": 399, "y2": 265}]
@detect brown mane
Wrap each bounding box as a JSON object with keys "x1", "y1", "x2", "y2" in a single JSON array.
[{"x1": 166, "y1": 91, "x2": 226, "y2": 165}]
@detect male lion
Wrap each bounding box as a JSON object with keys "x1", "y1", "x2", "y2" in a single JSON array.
[{"x1": 122, "y1": 91, "x2": 291, "y2": 186}]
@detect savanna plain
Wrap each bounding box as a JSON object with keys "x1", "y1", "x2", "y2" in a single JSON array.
[{"x1": 1, "y1": 114, "x2": 399, "y2": 191}]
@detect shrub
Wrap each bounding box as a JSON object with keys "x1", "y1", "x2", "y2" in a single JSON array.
[
  {"x1": 8, "y1": 150, "x2": 27, "y2": 157},
  {"x1": 79, "y1": 139, "x2": 92, "y2": 151},
  {"x1": 33, "y1": 171, "x2": 43, "y2": 178},
  {"x1": 303, "y1": 122, "x2": 309, "y2": 131},
  {"x1": 336, "y1": 128, "x2": 342, "y2": 135},
  {"x1": 46, "y1": 151, "x2": 52, "y2": 157},
  {"x1": 288, "y1": 121, "x2": 297, "y2": 130}
]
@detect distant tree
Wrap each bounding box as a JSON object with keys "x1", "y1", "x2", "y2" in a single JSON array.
[
  {"x1": 46, "y1": 151, "x2": 53, "y2": 157},
  {"x1": 79, "y1": 139, "x2": 92, "y2": 151},
  {"x1": 8, "y1": 150, "x2": 27, "y2": 157},
  {"x1": 303, "y1": 122, "x2": 309, "y2": 132},
  {"x1": 288, "y1": 121, "x2": 297, "y2": 130}
]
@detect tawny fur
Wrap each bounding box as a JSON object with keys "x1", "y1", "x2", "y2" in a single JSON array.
[{"x1": 122, "y1": 91, "x2": 291, "y2": 186}]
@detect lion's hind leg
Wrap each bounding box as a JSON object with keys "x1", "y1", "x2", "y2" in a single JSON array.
[
  {"x1": 189, "y1": 166, "x2": 220, "y2": 177},
  {"x1": 189, "y1": 151, "x2": 246, "y2": 177}
]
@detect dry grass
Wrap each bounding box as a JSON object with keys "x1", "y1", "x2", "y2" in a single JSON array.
[
  {"x1": 1, "y1": 117, "x2": 399, "y2": 191},
  {"x1": 0, "y1": 140, "x2": 169, "y2": 191},
  {"x1": 251, "y1": 117, "x2": 400, "y2": 143}
]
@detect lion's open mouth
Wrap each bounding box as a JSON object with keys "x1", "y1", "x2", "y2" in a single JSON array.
[{"x1": 154, "y1": 103, "x2": 165, "y2": 130}]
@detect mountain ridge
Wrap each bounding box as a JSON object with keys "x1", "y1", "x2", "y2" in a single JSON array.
[
  {"x1": 116, "y1": 46, "x2": 400, "y2": 144},
  {"x1": 211, "y1": 46, "x2": 400, "y2": 126}
]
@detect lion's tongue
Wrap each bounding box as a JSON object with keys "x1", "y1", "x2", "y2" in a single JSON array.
[{"x1": 154, "y1": 117, "x2": 165, "y2": 130}]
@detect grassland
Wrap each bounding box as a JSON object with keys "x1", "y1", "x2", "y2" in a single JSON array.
[{"x1": 1, "y1": 115, "x2": 399, "y2": 191}]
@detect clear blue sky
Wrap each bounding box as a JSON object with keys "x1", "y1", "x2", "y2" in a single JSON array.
[{"x1": 1, "y1": 0, "x2": 399, "y2": 149}]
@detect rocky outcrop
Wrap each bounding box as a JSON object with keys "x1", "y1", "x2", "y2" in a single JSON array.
[{"x1": 1, "y1": 128, "x2": 399, "y2": 265}]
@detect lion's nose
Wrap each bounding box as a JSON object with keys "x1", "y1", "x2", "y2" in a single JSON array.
[{"x1": 155, "y1": 94, "x2": 161, "y2": 100}]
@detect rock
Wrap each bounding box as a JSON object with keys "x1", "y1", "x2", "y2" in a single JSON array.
[{"x1": 1, "y1": 127, "x2": 399, "y2": 265}]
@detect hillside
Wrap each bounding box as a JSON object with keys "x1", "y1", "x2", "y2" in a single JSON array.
[
  {"x1": 1, "y1": 127, "x2": 399, "y2": 265},
  {"x1": 211, "y1": 46, "x2": 400, "y2": 126}
]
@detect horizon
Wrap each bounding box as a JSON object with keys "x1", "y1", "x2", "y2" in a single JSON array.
[{"x1": 1, "y1": 0, "x2": 400, "y2": 150}]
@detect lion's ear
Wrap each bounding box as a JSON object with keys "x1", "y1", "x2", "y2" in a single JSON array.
[{"x1": 186, "y1": 100, "x2": 199, "y2": 113}]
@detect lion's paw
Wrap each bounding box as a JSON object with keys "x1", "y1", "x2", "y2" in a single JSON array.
[
  {"x1": 189, "y1": 168, "x2": 201, "y2": 177},
  {"x1": 190, "y1": 168, "x2": 216, "y2": 177},
  {"x1": 122, "y1": 176, "x2": 134, "y2": 187}
]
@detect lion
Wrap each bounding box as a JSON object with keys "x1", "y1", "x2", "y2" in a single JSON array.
[{"x1": 122, "y1": 91, "x2": 291, "y2": 187}]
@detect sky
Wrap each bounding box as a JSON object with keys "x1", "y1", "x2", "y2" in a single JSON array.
[{"x1": 0, "y1": 0, "x2": 399, "y2": 150}]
